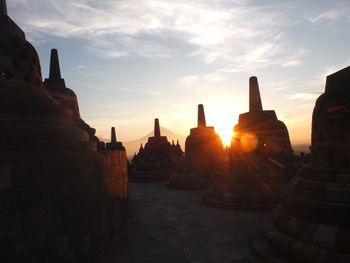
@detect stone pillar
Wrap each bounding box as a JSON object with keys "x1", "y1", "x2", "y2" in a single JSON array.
[
  {"x1": 154, "y1": 118, "x2": 161, "y2": 137},
  {"x1": 249, "y1": 76, "x2": 263, "y2": 112},
  {"x1": 197, "y1": 104, "x2": 206, "y2": 127},
  {"x1": 111, "y1": 127, "x2": 117, "y2": 143},
  {"x1": 49, "y1": 49, "x2": 62, "y2": 80},
  {"x1": 1, "y1": 0, "x2": 7, "y2": 17}
]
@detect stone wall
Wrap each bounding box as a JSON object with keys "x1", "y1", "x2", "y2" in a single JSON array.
[{"x1": 0, "y1": 149, "x2": 128, "y2": 263}]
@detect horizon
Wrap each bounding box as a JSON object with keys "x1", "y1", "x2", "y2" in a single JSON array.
[{"x1": 7, "y1": 0, "x2": 350, "y2": 146}]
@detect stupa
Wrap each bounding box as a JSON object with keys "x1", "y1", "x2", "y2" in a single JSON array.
[
  {"x1": 43, "y1": 48, "x2": 102, "y2": 148},
  {"x1": 168, "y1": 104, "x2": 225, "y2": 189},
  {"x1": 0, "y1": 2, "x2": 128, "y2": 261},
  {"x1": 130, "y1": 118, "x2": 174, "y2": 182},
  {"x1": 204, "y1": 77, "x2": 295, "y2": 209},
  {"x1": 252, "y1": 67, "x2": 350, "y2": 262},
  {"x1": 106, "y1": 126, "x2": 125, "y2": 151},
  {"x1": 0, "y1": 2, "x2": 87, "y2": 150},
  {"x1": 170, "y1": 140, "x2": 183, "y2": 159}
]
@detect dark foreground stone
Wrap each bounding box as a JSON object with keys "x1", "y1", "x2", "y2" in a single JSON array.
[{"x1": 104, "y1": 182, "x2": 272, "y2": 263}]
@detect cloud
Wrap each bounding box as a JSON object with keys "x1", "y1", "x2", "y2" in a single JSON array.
[
  {"x1": 147, "y1": 90, "x2": 162, "y2": 97},
  {"x1": 308, "y1": 3, "x2": 350, "y2": 24},
  {"x1": 119, "y1": 87, "x2": 133, "y2": 92},
  {"x1": 282, "y1": 60, "x2": 300, "y2": 67},
  {"x1": 179, "y1": 75, "x2": 199, "y2": 86},
  {"x1": 10, "y1": 0, "x2": 299, "y2": 66},
  {"x1": 289, "y1": 92, "x2": 321, "y2": 100},
  {"x1": 204, "y1": 72, "x2": 226, "y2": 82},
  {"x1": 281, "y1": 50, "x2": 307, "y2": 68}
]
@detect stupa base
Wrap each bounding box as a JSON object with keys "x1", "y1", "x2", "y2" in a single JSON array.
[{"x1": 251, "y1": 206, "x2": 350, "y2": 263}]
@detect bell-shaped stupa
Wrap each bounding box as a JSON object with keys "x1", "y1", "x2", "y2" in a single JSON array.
[
  {"x1": 168, "y1": 104, "x2": 225, "y2": 189},
  {"x1": 204, "y1": 77, "x2": 295, "y2": 209},
  {"x1": 130, "y1": 118, "x2": 175, "y2": 182},
  {"x1": 43, "y1": 48, "x2": 101, "y2": 146},
  {"x1": 252, "y1": 67, "x2": 350, "y2": 262},
  {"x1": 0, "y1": 1, "x2": 88, "y2": 150}
]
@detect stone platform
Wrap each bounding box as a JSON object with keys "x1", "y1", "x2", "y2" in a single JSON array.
[{"x1": 103, "y1": 182, "x2": 272, "y2": 263}]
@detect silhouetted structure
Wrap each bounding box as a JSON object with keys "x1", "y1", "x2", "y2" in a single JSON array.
[
  {"x1": 43, "y1": 48, "x2": 102, "y2": 147},
  {"x1": 168, "y1": 104, "x2": 225, "y2": 189},
  {"x1": 130, "y1": 118, "x2": 182, "y2": 182},
  {"x1": 0, "y1": 3, "x2": 128, "y2": 261},
  {"x1": 204, "y1": 77, "x2": 295, "y2": 209},
  {"x1": 106, "y1": 126, "x2": 125, "y2": 150},
  {"x1": 170, "y1": 140, "x2": 183, "y2": 157},
  {"x1": 253, "y1": 67, "x2": 350, "y2": 262}
]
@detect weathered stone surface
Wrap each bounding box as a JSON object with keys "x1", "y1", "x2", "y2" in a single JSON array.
[
  {"x1": 104, "y1": 182, "x2": 270, "y2": 263},
  {"x1": 0, "y1": 166, "x2": 11, "y2": 190},
  {"x1": 0, "y1": 150, "x2": 128, "y2": 263}
]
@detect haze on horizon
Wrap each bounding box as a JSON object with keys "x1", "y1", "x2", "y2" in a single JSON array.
[{"x1": 8, "y1": 0, "x2": 350, "y2": 146}]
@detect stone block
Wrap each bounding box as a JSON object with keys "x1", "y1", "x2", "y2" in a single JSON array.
[
  {"x1": 57, "y1": 233, "x2": 68, "y2": 258},
  {"x1": 342, "y1": 184, "x2": 350, "y2": 203},
  {"x1": 0, "y1": 190, "x2": 9, "y2": 216},
  {"x1": 0, "y1": 166, "x2": 11, "y2": 190},
  {"x1": 313, "y1": 224, "x2": 338, "y2": 248},
  {"x1": 83, "y1": 235, "x2": 91, "y2": 252}
]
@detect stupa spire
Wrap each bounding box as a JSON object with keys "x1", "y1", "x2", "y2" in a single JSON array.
[
  {"x1": 197, "y1": 104, "x2": 206, "y2": 127},
  {"x1": 154, "y1": 118, "x2": 161, "y2": 137},
  {"x1": 49, "y1": 49, "x2": 62, "y2": 80},
  {"x1": 249, "y1": 76, "x2": 263, "y2": 112},
  {"x1": 111, "y1": 127, "x2": 116, "y2": 143},
  {"x1": 1, "y1": 0, "x2": 7, "y2": 16}
]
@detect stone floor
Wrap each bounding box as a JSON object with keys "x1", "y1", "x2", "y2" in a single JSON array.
[{"x1": 104, "y1": 182, "x2": 272, "y2": 263}]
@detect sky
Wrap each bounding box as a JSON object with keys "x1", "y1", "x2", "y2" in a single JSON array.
[{"x1": 8, "y1": 0, "x2": 350, "y2": 146}]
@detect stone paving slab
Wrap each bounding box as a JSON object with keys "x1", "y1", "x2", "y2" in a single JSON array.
[{"x1": 104, "y1": 182, "x2": 272, "y2": 263}]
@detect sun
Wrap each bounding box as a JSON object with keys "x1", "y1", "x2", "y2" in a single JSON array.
[
  {"x1": 214, "y1": 122, "x2": 234, "y2": 147},
  {"x1": 205, "y1": 103, "x2": 240, "y2": 147}
]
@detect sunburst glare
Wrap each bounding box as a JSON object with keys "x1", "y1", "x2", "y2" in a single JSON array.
[{"x1": 207, "y1": 105, "x2": 239, "y2": 147}]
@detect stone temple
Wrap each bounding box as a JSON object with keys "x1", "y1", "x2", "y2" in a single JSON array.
[
  {"x1": 252, "y1": 67, "x2": 350, "y2": 262},
  {"x1": 168, "y1": 104, "x2": 225, "y2": 189},
  {"x1": 204, "y1": 77, "x2": 295, "y2": 209},
  {"x1": 130, "y1": 118, "x2": 182, "y2": 182},
  {"x1": 0, "y1": 1, "x2": 128, "y2": 261}
]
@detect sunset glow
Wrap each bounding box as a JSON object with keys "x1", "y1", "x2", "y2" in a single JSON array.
[
  {"x1": 215, "y1": 124, "x2": 233, "y2": 147},
  {"x1": 9, "y1": 0, "x2": 349, "y2": 148},
  {"x1": 240, "y1": 133, "x2": 258, "y2": 153},
  {"x1": 208, "y1": 105, "x2": 239, "y2": 147}
]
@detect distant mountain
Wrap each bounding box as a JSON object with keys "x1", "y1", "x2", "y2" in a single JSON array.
[{"x1": 124, "y1": 127, "x2": 186, "y2": 158}]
